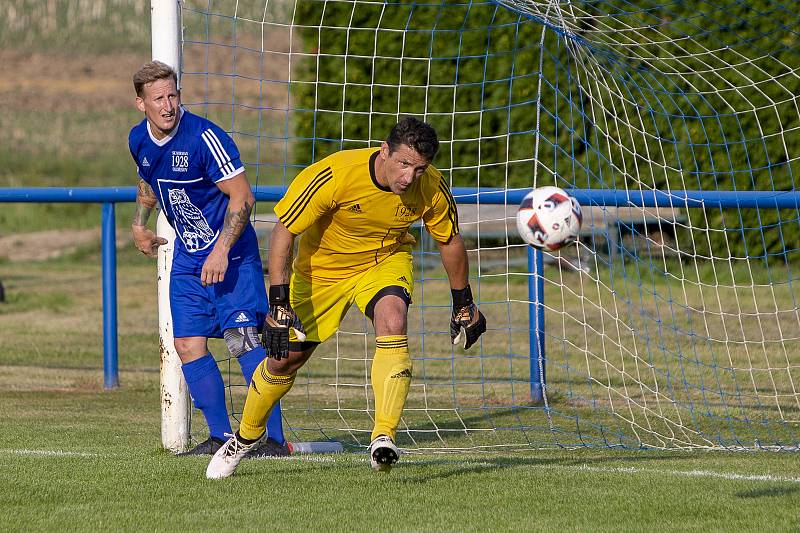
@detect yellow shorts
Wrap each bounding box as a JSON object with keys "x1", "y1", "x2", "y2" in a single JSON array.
[{"x1": 289, "y1": 250, "x2": 414, "y2": 344}]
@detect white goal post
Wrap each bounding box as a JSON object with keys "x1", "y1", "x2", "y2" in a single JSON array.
[{"x1": 152, "y1": 0, "x2": 190, "y2": 453}]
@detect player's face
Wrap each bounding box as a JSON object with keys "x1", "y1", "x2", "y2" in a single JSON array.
[
  {"x1": 379, "y1": 142, "x2": 431, "y2": 195},
  {"x1": 136, "y1": 78, "x2": 181, "y2": 139}
]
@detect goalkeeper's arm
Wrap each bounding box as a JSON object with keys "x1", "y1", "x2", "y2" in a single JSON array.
[
  {"x1": 267, "y1": 221, "x2": 296, "y2": 287},
  {"x1": 437, "y1": 234, "x2": 486, "y2": 349},
  {"x1": 262, "y1": 222, "x2": 305, "y2": 359}
]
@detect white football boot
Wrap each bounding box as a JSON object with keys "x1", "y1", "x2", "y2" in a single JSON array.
[
  {"x1": 369, "y1": 435, "x2": 400, "y2": 473},
  {"x1": 206, "y1": 432, "x2": 261, "y2": 479}
]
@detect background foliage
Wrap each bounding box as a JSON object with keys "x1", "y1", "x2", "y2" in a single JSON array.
[{"x1": 289, "y1": 0, "x2": 800, "y2": 259}]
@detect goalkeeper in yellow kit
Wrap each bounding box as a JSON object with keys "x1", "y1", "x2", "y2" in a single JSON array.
[{"x1": 207, "y1": 116, "x2": 486, "y2": 478}]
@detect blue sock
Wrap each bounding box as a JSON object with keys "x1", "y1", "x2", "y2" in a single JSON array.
[
  {"x1": 238, "y1": 346, "x2": 266, "y2": 384},
  {"x1": 266, "y1": 402, "x2": 286, "y2": 445},
  {"x1": 239, "y1": 347, "x2": 286, "y2": 445},
  {"x1": 181, "y1": 353, "x2": 232, "y2": 442}
]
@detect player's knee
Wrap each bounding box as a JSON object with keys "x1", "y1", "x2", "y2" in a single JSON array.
[
  {"x1": 223, "y1": 326, "x2": 261, "y2": 358},
  {"x1": 367, "y1": 286, "x2": 411, "y2": 335},
  {"x1": 173, "y1": 338, "x2": 188, "y2": 356},
  {"x1": 379, "y1": 314, "x2": 407, "y2": 335},
  {"x1": 173, "y1": 337, "x2": 207, "y2": 361}
]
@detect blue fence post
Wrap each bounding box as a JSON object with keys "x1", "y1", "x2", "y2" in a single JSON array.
[
  {"x1": 102, "y1": 202, "x2": 119, "y2": 389},
  {"x1": 528, "y1": 246, "x2": 545, "y2": 403}
]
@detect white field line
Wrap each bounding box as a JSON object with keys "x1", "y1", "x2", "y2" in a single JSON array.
[
  {"x1": 402, "y1": 459, "x2": 800, "y2": 484},
  {"x1": 6, "y1": 449, "x2": 101, "y2": 458},
  {"x1": 246, "y1": 455, "x2": 337, "y2": 463},
  {"x1": 4, "y1": 448, "x2": 337, "y2": 462},
  {"x1": 572, "y1": 464, "x2": 800, "y2": 484},
  {"x1": 7, "y1": 449, "x2": 799, "y2": 483}
]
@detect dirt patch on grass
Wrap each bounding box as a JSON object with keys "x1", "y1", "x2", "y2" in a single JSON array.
[
  {"x1": 0, "y1": 49, "x2": 144, "y2": 113},
  {"x1": 1, "y1": 25, "x2": 300, "y2": 114},
  {"x1": 0, "y1": 228, "x2": 131, "y2": 262}
]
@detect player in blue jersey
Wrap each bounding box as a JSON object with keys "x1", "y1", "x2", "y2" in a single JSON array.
[{"x1": 128, "y1": 60, "x2": 285, "y2": 457}]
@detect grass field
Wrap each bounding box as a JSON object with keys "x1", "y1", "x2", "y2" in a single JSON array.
[
  {"x1": 3, "y1": 368, "x2": 800, "y2": 531},
  {"x1": 3, "y1": 1, "x2": 800, "y2": 529},
  {"x1": 2, "y1": 250, "x2": 800, "y2": 531},
  {"x1": 3, "y1": 369, "x2": 800, "y2": 532}
]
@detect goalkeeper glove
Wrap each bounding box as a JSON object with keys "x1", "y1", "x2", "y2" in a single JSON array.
[
  {"x1": 262, "y1": 284, "x2": 306, "y2": 360},
  {"x1": 449, "y1": 285, "x2": 486, "y2": 350}
]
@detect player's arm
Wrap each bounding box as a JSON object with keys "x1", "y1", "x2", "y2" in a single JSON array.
[
  {"x1": 436, "y1": 232, "x2": 486, "y2": 350},
  {"x1": 423, "y1": 174, "x2": 486, "y2": 349},
  {"x1": 437, "y1": 233, "x2": 469, "y2": 290},
  {"x1": 267, "y1": 221, "x2": 295, "y2": 286},
  {"x1": 262, "y1": 159, "x2": 334, "y2": 356},
  {"x1": 262, "y1": 222, "x2": 305, "y2": 359},
  {"x1": 131, "y1": 179, "x2": 168, "y2": 258},
  {"x1": 201, "y1": 173, "x2": 254, "y2": 286}
]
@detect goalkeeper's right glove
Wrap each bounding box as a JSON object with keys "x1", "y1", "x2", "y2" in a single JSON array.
[{"x1": 262, "y1": 284, "x2": 306, "y2": 360}]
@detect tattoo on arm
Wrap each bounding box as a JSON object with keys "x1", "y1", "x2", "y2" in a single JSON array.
[
  {"x1": 280, "y1": 252, "x2": 293, "y2": 282},
  {"x1": 133, "y1": 180, "x2": 158, "y2": 226},
  {"x1": 219, "y1": 200, "x2": 253, "y2": 249}
]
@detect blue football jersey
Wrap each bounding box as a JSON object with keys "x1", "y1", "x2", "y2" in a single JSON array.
[{"x1": 128, "y1": 107, "x2": 259, "y2": 263}]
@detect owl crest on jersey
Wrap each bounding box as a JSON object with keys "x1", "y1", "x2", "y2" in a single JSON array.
[{"x1": 169, "y1": 188, "x2": 216, "y2": 252}]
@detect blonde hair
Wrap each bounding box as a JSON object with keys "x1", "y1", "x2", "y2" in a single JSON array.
[{"x1": 133, "y1": 60, "x2": 178, "y2": 97}]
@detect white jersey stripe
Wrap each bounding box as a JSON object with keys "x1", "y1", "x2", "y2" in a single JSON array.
[
  {"x1": 202, "y1": 129, "x2": 237, "y2": 176},
  {"x1": 201, "y1": 130, "x2": 226, "y2": 170},
  {"x1": 209, "y1": 128, "x2": 238, "y2": 175},
  {"x1": 207, "y1": 128, "x2": 236, "y2": 175}
]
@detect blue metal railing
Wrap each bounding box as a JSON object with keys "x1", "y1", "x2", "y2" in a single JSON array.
[
  {"x1": 0, "y1": 186, "x2": 285, "y2": 389},
  {"x1": 2, "y1": 186, "x2": 798, "y2": 395},
  {"x1": 1, "y1": 187, "x2": 137, "y2": 388}
]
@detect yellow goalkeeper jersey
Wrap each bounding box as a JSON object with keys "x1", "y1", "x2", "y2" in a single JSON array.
[{"x1": 275, "y1": 148, "x2": 459, "y2": 284}]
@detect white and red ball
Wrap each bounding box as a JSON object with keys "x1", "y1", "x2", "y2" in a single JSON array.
[{"x1": 516, "y1": 186, "x2": 582, "y2": 251}]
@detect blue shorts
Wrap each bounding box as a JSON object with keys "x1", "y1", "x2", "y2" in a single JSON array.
[{"x1": 170, "y1": 256, "x2": 268, "y2": 339}]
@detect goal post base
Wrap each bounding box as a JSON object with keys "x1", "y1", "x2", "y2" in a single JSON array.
[{"x1": 288, "y1": 441, "x2": 344, "y2": 455}]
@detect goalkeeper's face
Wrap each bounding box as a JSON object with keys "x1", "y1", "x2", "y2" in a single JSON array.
[
  {"x1": 378, "y1": 142, "x2": 431, "y2": 195},
  {"x1": 136, "y1": 78, "x2": 181, "y2": 140}
]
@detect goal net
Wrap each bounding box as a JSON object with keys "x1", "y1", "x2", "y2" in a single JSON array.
[{"x1": 171, "y1": 0, "x2": 800, "y2": 450}]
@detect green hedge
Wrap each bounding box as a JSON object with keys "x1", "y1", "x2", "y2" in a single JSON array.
[{"x1": 291, "y1": 0, "x2": 799, "y2": 260}]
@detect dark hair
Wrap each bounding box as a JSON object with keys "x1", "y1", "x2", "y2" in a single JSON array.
[
  {"x1": 386, "y1": 116, "x2": 439, "y2": 161},
  {"x1": 133, "y1": 60, "x2": 178, "y2": 97}
]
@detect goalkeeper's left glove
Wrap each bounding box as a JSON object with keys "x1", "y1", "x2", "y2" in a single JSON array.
[{"x1": 449, "y1": 285, "x2": 486, "y2": 350}]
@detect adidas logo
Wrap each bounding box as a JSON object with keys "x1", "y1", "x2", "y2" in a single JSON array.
[
  {"x1": 397, "y1": 275, "x2": 409, "y2": 284},
  {"x1": 142, "y1": 157, "x2": 150, "y2": 167},
  {"x1": 234, "y1": 312, "x2": 249, "y2": 323},
  {"x1": 346, "y1": 204, "x2": 363, "y2": 213},
  {"x1": 390, "y1": 369, "x2": 412, "y2": 379}
]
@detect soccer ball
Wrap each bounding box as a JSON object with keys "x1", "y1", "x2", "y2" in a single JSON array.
[{"x1": 516, "y1": 186, "x2": 582, "y2": 251}]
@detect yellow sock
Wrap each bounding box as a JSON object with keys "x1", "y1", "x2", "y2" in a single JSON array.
[
  {"x1": 239, "y1": 360, "x2": 295, "y2": 441},
  {"x1": 370, "y1": 335, "x2": 412, "y2": 441}
]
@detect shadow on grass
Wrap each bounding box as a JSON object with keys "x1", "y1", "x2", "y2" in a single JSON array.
[
  {"x1": 392, "y1": 451, "x2": 689, "y2": 484},
  {"x1": 736, "y1": 486, "x2": 799, "y2": 499}
]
